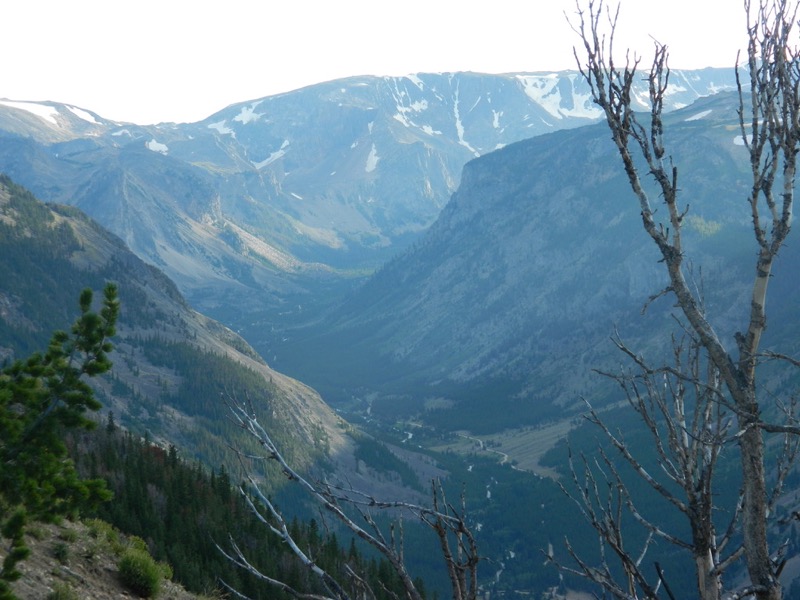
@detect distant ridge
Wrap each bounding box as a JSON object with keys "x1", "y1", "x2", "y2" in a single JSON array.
[{"x1": 0, "y1": 69, "x2": 735, "y2": 328}]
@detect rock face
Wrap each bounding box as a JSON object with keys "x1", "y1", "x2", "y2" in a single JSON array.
[
  {"x1": 0, "y1": 69, "x2": 734, "y2": 322},
  {"x1": 275, "y1": 91, "x2": 800, "y2": 432}
]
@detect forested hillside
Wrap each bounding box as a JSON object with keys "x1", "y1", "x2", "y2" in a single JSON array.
[{"x1": 67, "y1": 421, "x2": 418, "y2": 600}]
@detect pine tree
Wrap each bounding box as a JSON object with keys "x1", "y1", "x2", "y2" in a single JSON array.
[{"x1": 0, "y1": 283, "x2": 119, "y2": 599}]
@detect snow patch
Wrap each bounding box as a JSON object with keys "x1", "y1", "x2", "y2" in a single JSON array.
[
  {"x1": 208, "y1": 120, "x2": 235, "y2": 136},
  {"x1": 421, "y1": 125, "x2": 442, "y2": 135},
  {"x1": 516, "y1": 74, "x2": 600, "y2": 120},
  {"x1": 733, "y1": 135, "x2": 746, "y2": 146},
  {"x1": 234, "y1": 101, "x2": 264, "y2": 124},
  {"x1": 453, "y1": 85, "x2": 479, "y2": 156},
  {"x1": 406, "y1": 74, "x2": 425, "y2": 89},
  {"x1": 708, "y1": 82, "x2": 736, "y2": 94},
  {"x1": 290, "y1": 192, "x2": 303, "y2": 200},
  {"x1": 391, "y1": 77, "x2": 430, "y2": 130},
  {"x1": 67, "y1": 106, "x2": 98, "y2": 124},
  {"x1": 393, "y1": 98, "x2": 428, "y2": 128},
  {"x1": 634, "y1": 91, "x2": 650, "y2": 108},
  {"x1": 146, "y1": 139, "x2": 169, "y2": 154},
  {"x1": 393, "y1": 112, "x2": 411, "y2": 127},
  {"x1": 0, "y1": 100, "x2": 60, "y2": 125},
  {"x1": 112, "y1": 129, "x2": 131, "y2": 137},
  {"x1": 365, "y1": 143, "x2": 380, "y2": 173},
  {"x1": 685, "y1": 109, "x2": 713, "y2": 122},
  {"x1": 253, "y1": 140, "x2": 290, "y2": 169},
  {"x1": 492, "y1": 109, "x2": 503, "y2": 129},
  {"x1": 664, "y1": 83, "x2": 688, "y2": 95}
]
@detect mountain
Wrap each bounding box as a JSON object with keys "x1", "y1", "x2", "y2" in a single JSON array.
[
  {"x1": 0, "y1": 69, "x2": 735, "y2": 328},
  {"x1": 274, "y1": 91, "x2": 800, "y2": 433},
  {"x1": 0, "y1": 174, "x2": 576, "y2": 596},
  {"x1": 0, "y1": 173, "x2": 372, "y2": 489}
]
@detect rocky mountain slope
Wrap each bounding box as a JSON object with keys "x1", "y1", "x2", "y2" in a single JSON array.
[
  {"x1": 275, "y1": 91, "x2": 800, "y2": 432},
  {"x1": 10, "y1": 520, "x2": 200, "y2": 600},
  {"x1": 0, "y1": 69, "x2": 734, "y2": 326},
  {"x1": 0, "y1": 174, "x2": 350, "y2": 480}
]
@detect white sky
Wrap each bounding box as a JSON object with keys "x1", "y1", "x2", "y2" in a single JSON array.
[{"x1": 0, "y1": 0, "x2": 747, "y2": 125}]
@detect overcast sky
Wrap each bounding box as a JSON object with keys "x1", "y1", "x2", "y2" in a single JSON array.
[{"x1": 1, "y1": 0, "x2": 748, "y2": 125}]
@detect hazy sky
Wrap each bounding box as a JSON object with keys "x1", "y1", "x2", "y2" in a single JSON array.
[{"x1": 2, "y1": 0, "x2": 747, "y2": 125}]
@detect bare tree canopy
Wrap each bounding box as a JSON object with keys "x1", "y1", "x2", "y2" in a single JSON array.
[{"x1": 563, "y1": 1, "x2": 800, "y2": 599}]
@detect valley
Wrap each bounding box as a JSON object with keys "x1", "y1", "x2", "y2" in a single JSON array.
[{"x1": 2, "y1": 62, "x2": 800, "y2": 599}]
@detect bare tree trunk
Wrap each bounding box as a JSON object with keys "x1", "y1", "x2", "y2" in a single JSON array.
[
  {"x1": 740, "y1": 417, "x2": 777, "y2": 599},
  {"x1": 696, "y1": 553, "x2": 720, "y2": 600}
]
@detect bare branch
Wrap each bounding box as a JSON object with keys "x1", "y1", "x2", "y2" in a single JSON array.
[{"x1": 219, "y1": 391, "x2": 479, "y2": 600}]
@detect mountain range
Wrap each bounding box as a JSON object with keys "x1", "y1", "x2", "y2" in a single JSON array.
[
  {"x1": 8, "y1": 67, "x2": 800, "y2": 436},
  {"x1": 0, "y1": 69, "x2": 735, "y2": 325},
  {"x1": 4, "y1": 66, "x2": 792, "y2": 440}
]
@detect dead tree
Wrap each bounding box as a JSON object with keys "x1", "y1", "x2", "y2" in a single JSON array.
[
  {"x1": 552, "y1": 329, "x2": 800, "y2": 599},
  {"x1": 218, "y1": 392, "x2": 480, "y2": 600},
  {"x1": 565, "y1": 1, "x2": 800, "y2": 598}
]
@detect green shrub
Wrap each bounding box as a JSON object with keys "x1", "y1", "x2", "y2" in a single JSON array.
[
  {"x1": 46, "y1": 582, "x2": 79, "y2": 600},
  {"x1": 26, "y1": 525, "x2": 46, "y2": 541},
  {"x1": 127, "y1": 535, "x2": 148, "y2": 552},
  {"x1": 118, "y1": 548, "x2": 162, "y2": 598},
  {"x1": 52, "y1": 542, "x2": 70, "y2": 564},
  {"x1": 85, "y1": 519, "x2": 124, "y2": 555},
  {"x1": 159, "y1": 560, "x2": 173, "y2": 581},
  {"x1": 59, "y1": 528, "x2": 79, "y2": 543},
  {"x1": 83, "y1": 519, "x2": 115, "y2": 538}
]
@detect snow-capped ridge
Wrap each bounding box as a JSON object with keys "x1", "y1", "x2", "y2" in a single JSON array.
[{"x1": 0, "y1": 100, "x2": 61, "y2": 125}]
